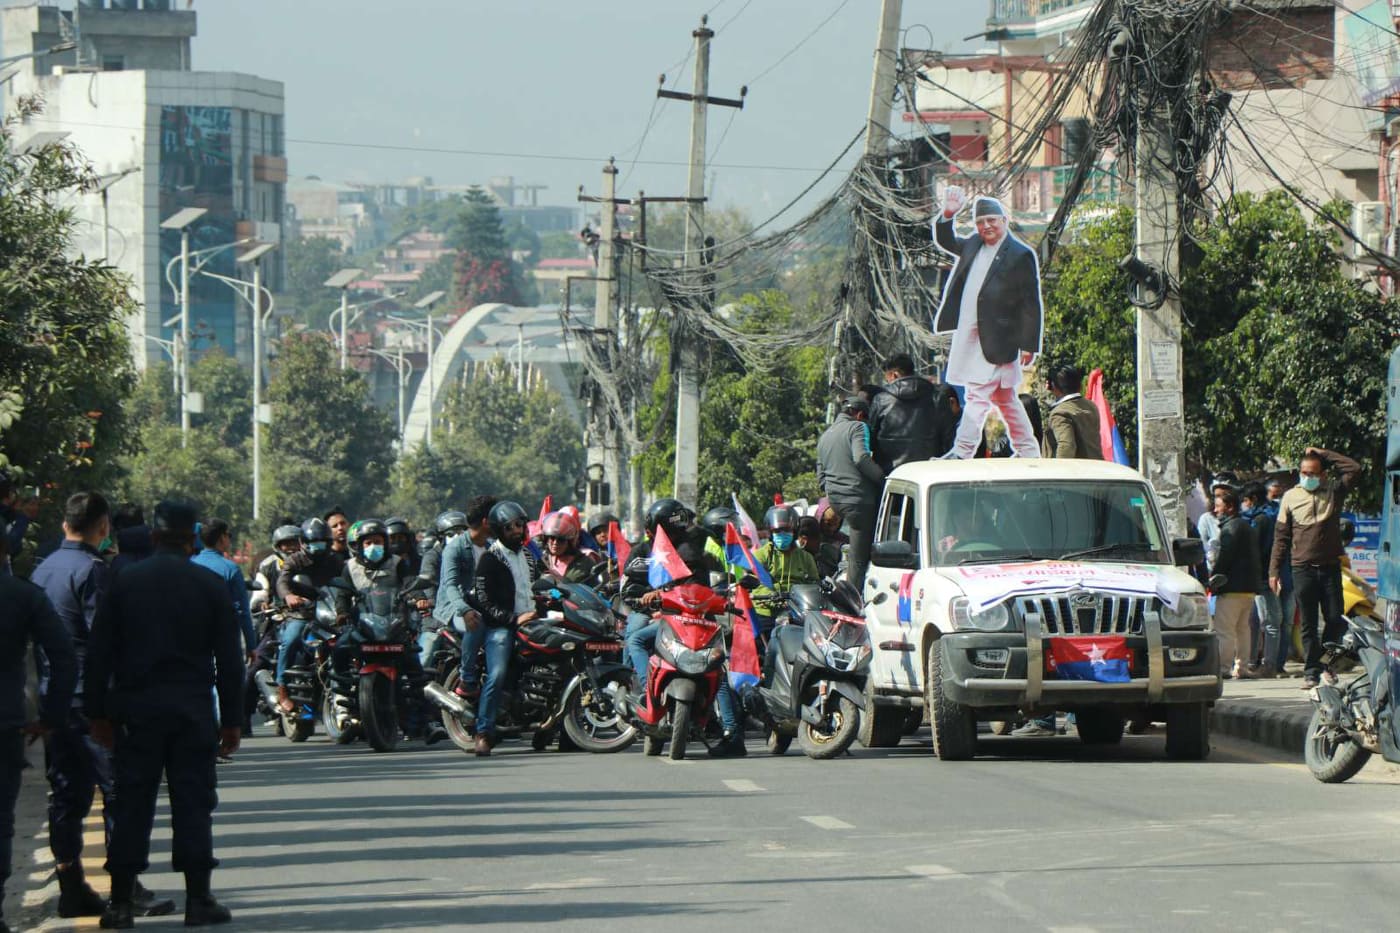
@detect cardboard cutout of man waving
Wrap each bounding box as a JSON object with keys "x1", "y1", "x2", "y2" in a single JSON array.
[{"x1": 932, "y1": 185, "x2": 1044, "y2": 459}]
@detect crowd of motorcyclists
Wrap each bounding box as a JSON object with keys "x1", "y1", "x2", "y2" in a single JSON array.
[{"x1": 239, "y1": 491, "x2": 849, "y2": 761}]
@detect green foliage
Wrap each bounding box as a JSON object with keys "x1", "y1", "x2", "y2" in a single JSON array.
[
  {"x1": 0, "y1": 98, "x2": 138, "y2": 499},
  {"x1": 263, "y1": 335, "x2": 396, "y2": 523},
  {"x1": 448, "y1": 187, "x2": 527, "y2": 307},
  {"x1": 119, "y1": 422, "x2": 251, "y2": 537},
  {"x1": 279, "y1": 235, "x2": 345, "y2": 325},
  {"x1": 190, "y1": 349, "x2": 252, "y2": 448},
  {"x1": 384, "y1": 357, "x2": 585, "y2": 525},
  {"x1": 637, "y1": 292, "x2": 828, "y2": 510}
]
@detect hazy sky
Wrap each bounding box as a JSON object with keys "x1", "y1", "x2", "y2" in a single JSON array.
[{"x1": 190, "y1": 0, "x2": 988, "y2": 216}]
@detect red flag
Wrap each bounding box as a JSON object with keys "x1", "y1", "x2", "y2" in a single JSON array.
[
  {"x1": 729, "y1": 586, "x2": 762, "y2": 690},
  {"x1": 1085, "y1": 369, "x2": 1129, "y2": 465},
  {"x1": 606, "y1": 521, "x2": 630, "y2": 568},
  {"x1": 647, "y1": 525, "x2": 692, "y2": 587},
  {"x1": 527, "y1": 495, "x2": 553, "y2": 539}
]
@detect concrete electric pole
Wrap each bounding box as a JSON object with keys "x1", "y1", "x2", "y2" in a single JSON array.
[{"x1": 583, "y1": 158, "x2": 621, "y2": 516}]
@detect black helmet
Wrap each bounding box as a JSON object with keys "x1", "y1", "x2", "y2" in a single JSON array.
[
  {"x1": 840, "y1": 396, "x2": 869, "y2": 418},
  {"x1": 347, "y1": 518, "x2": 386, "y2": 555},
  {"x1": 434, "y1": 509, "x2": 468, "y2": 536},
  {"x1": 764, "y1": 505, "x2": 798, "y2": 534},
  {"x1": 700, "y1": 506, "x2": 739, "y2": 543},
  {"x1": 384, "y1": 516, "x2": 414, "y2": 555},
  {"x1": 644, "y1": 498, "x2": 693, "y2": 536},
  {"x1": 300, "y1": 517, "x2": 332, "y2": 545},
  {"x1": 586, "y1": 510, "x2": 621, "y2": 538},
  {"x1": 272, "y1": 524, "x2": 302, "y2": 549},
  {"x1": 487, "y1": 500, "x2": 529, "y2": 540}
]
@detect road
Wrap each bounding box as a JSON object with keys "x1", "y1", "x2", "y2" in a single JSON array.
[{"x1": 87, "y1": 726, "x2": 1400, "y2": 932}]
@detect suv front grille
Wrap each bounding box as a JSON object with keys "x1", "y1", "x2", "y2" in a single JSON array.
[{"x1": 1014, "y1": 593, "x2": 1150, "y2": 635}]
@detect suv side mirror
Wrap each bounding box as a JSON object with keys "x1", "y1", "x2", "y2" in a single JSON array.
[
  {"x1": 1171, "y1": 537, "x2": 1204, "y2": 567},
  {"x1": 871, "y1": 540, "x2": 918, "y2": 570}
]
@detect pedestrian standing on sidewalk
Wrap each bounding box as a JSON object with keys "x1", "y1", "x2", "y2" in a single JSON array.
[
  {"x1": 1265, "y1": 477, "x2": 1297, "y2": 670},
  {"x1": 1269, "y1": 448, "x2": 1361, "y2": 689},
  {"x1": 0, "y1": 518, "x2": 77, "y2": 933},
  {"x1": 1240, "y1": 484, "x2": 1283, "y2": 676},
  {"x1": 84, "y1": 500, "x2": 243, "y2": 929},
  {"x1": 1211, "y1": 485, "x2": 1263, "y2": 679}
]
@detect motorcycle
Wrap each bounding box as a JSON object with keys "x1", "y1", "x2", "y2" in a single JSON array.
[
  {"x1": 323, "y1": 575, "x2": 433, "y2": 753},
  {"x1": 1304, "y1": 572, "x2": 1392, "y2": 782},
  {"x1": 753, "y1": 580, "x2": 872, "y2": 759},
  {"x1": 610, "y1": 581, "x2": 730, "y2": 761},
  {"x1": 423, "y1": 578, "x2": 636, "y2": 754}
]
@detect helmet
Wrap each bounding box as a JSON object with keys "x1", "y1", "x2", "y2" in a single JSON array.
[
  {"x1": 700, "y1": 506, "x2": 739, "y2": 543},
  {"x1": 434, "y1": 509, "x2": 468, "y2": 537},
  {"x1": 272, "y1": 524, "x2": 302, "y2": 549},
  {"x1": 644, "y1": 498, "x2": 693, "y2": 536},
  {"x1": 540, "y1": 510, "x2": 580, "y2": 543},
  {"x1": 384, "y1": 516, "x2": 414, "y2": 555},
  {"x1": 764, "y1": 505, "x2": 798, "y2": 534},
  {"x1": 840, "y1": 396, "x2": 869, "y2": 418},
  {"x1": 487, "y1": 500, "x2": 529, "y2": 540},
  {"x1": 300, "y1": 517, "x2": 332, "y2": 545},
  {"x1": 1209, "y1": 473, "x2": 1238, "y2": 494},
  {"x1": 347, "y1": 518, "x2": 387, "y2": 555},
  {"x1": 586, "y1": 511, "x2": 620, "y2": 538}
]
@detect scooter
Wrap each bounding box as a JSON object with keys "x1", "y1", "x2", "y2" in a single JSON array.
[{"x1": 754, "y1": 580, "x2": 872, "y2": 759}]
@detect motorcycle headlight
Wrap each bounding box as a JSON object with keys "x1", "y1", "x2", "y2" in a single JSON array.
[
  {"x1": 1161, "y1": 594, "x2": 1208, "y2": 629},
  {"x1": 655, "y1": 626, "x2": 681, "y2": 665},
  {"x1": 950, "y1": 598, "x2": 1011, "y2": 632}
]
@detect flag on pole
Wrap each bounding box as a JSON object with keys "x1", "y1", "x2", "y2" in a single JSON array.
[
  {"x1": 724, "y1": 522, "x2": 774, "y2": 588},
  {"x1": 606, "y1": 521, "x2": 630, "y2": 569},
  {"x1": 729, "y1": 586, "x2": 763, "y2": 690},
  {"x1": 731, "y1": 493, "x2": 761, "y2": 548},
  {"x1": 647, "y1": 525, "x2": 692, "y2": 588},
  {"x1": 1085, "y1": 369, "x2": 1130, "y2": 466}
]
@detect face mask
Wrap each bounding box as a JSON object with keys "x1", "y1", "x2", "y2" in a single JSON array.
[
  {"x1": 307, "y1": 541, "x2": 328, "y2": 555},
  {"x1": 1299, "y1": 475, "x2": 1322, "y2": 492},
  {"x1": 772, "y1": 532, "x2": 795, "y2": 551},
  {"x1": 362, "y1": 544, "x2": 385, "y2": 563}
]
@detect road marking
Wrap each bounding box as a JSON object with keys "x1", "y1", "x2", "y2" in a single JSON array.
[
  {"x1": 1048, "y1": 927, "x2": 1099, "y2": 933},
  {"x1": 723, "y1": 778, "x2": 765, "y2": 793},
  {"x1": 905, "y1": 864, "x2": 965, "y2": 881},
  {"x1": 802, "y1": 815, "x2": 854, "y2": 830}
]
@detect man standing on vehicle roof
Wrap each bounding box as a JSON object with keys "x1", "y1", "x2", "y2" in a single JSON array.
[
  {"x1": 1269, "y1": 447, "x2": 1361, "y2": 689},
  {"x1": 931, "y1": 187, "x2": 1043, "y2": 460},
  {"x1": 816, "y1": 397, "x2": 885, "y2": 589}
]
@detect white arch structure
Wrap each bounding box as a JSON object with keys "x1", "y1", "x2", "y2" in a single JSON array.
[{"x1": 402, "y1": 303, "x2": 587, "y2": 449}]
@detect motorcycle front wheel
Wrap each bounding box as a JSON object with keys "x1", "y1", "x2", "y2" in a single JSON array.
[
  {"x1": 321, "y1": 689, "x2": 357, "y2": 745},
  {"x1": 1304, "y1": 705, "x2": 1372, "y2": 783},
  {"x1": 668, "y1": 698, "x2": 693, "y2": 761},
  {"x1": 561, "y1": 679, "x2": 637, "y2": 753},
  {"x1": 360, "y1": 672, "x2": 400, "y2": 753},
  {"x1": 799, "y1": 694, "x2": 859, "y2": 760}
]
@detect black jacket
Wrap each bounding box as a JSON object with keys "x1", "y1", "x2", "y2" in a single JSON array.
[
  {"x1": 473, "y1": 545, "x2": 540, "y2": 628},
  {"x1": 620, "y1": 530, "x2": 718, "y2": 606},
  {"x1": 84, "y1": 548, "x2": 244, "y2": 725},
  {"x1": 1214, "y1": 514, "x2": 1264, "y2": 595},
  {"x1": 276, "y1": 549, "x2": 348, "y2": 617},
  {"x1": 0, "y1": 576, "x2": 77, "y2": 730},
  {"x1": 869, "y1": 375, "x2": 942, "y2": 472},
  {"x1": 109, "y1": 525, "x2": 154, "y2": 577},
  {"x1": 932, "y1": 217, "x2": 1043, "y2": 365}
]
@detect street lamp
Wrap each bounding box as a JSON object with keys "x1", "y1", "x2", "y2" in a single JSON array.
[
  {"x1": 393, "y1": 288, "x2": 447, "y2": 448},
  {"x1": 324, "y1": 268, "x2": 362, "y2": 370},
  {"x1": 93, "y1": 165, "x2": 140, "y2": 262},
  {"x1": 238, "y1": 243, "x2": 276, "y2": 522},
  {"x1": 0, "y1": 40, "x2": 76, "y2": 69},
  {"x1": 360, "y1": 345, "x2": 413, "y2": 444},
  {"x1": 159, "y1": 207, "x2": 208, "y2": 447}
]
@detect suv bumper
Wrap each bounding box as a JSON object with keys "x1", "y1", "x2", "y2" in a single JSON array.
[{"x1": 940, "y1": 624, "x2": 1221, "y2": 708}]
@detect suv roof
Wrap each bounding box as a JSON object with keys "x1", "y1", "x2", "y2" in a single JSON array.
[{"x1": 889, "y1": 458, "x2": 1147, "y2": 485}]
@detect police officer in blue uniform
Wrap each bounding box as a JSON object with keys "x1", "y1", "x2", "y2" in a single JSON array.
[{"x1": 84, "y1": 501, "x2": 244, "y2": 929}]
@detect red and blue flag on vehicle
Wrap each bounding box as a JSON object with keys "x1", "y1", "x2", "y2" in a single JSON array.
[
  {"x1": 647, "y1": 525, "x2": 692, "y2": 588},
  {"x1": 729, "y1": 586, "x2": 763, "y2": 690},
  {"x1": 731, "y1": 493, "x2": 761, "y2": 549},
  {"x1": 605, "y1": 521, "x2": 630, "y2": 569},
  {"x1": 896, "y1": 572, "x2": 915, "y2": 624},
  {"x1": 1086, "y1": 369, "x2": 1130, "y2": 466},
  {"x1": 724, "y1": 522, "x2": 773, "y2": 588},
  {"x1": 1047, "y1": 636, "x2": 1132, "y2": 683}
]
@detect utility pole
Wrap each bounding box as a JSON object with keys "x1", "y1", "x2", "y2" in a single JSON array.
[
  {"x1": 579, "y1": 159, "x2": 623, "y2": 517},
  {"x1": 657, "y1": 15, "x2": 744, "y2": 507}
]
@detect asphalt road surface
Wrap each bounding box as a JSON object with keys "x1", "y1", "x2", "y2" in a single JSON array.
[{"x1": 110, "y1": 726, "x2": 1400, "y2": 932}]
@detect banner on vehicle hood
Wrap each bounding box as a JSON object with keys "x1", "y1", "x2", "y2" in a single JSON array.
[{"x1": 951, "y1": 562, "x2": 1187, "y2": 612}]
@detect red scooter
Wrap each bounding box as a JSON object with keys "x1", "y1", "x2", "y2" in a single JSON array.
[{"x1": 620, "y1": 582, "x2": 729, "y2": 761}]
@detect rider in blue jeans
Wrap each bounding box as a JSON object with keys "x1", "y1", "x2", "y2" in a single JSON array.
[
  {"x1": 621, "y1": 499, "x2": 745, "y2": 758},
  {"x1": 434, "y1": 496, "x2": 496, "y2": 699},
  {"x1": 273, "y1": 518, "x2": 345, "y2": 712},
  {"x1": 469, "y1": 501, "x2": 537, "y2": 756}
]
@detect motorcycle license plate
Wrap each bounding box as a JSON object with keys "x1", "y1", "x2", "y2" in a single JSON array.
[
  {"x1": 361, "y1": 643, "x2": 405, "y2": 654},
  {"x1": 585, "y1": 641, "x2": 621, "y2": 651}
]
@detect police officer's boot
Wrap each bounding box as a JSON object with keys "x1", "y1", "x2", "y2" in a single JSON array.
[
  {"x1": 183, "y1": 870, "x2": 232, "y2": 926},
  {"x1": 99, "y1": 871, "x2": 135, "y2": 929},
  {"x1": 133, "y1": 878, "x2": 177, "y2": 916},
  {"x1": 56, "y1": 862, "x2": 105, "y2": 917}
]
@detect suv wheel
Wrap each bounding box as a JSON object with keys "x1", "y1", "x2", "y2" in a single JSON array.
[{"x1": 926, "y1": 640, "x2": 977, "y2": 760}]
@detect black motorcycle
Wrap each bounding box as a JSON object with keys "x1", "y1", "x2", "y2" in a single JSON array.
[
  {"x1": 424, "y1": 578, "x2": 636, "y2": 754},
  {"x1": 1305, "y1": 607, "x2": 1397, "y2": 782},
  {"x1": 753, "y1": 580, "x2": 872, "y2": 759}
]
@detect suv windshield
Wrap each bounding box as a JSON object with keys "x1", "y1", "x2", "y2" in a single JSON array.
[{"x1": 928, "y1": 481, "x2": 1168, "y2": 567}]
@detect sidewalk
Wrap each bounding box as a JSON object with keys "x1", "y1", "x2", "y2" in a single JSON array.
[{"x1": 1211, "y1": 661, "x2": 1333, "y2": 758}]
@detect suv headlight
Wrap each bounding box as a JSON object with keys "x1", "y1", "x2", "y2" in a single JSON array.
[
  {"x1": 1161, "y1": 594, "x2": 1208, "y2": 629},
  {"x1": 950, "y1": 597, "x2": 1012, "y2": 632}
]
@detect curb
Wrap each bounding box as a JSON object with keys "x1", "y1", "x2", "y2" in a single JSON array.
[{"x1": 1211, "y1": 699, "x2": 1309, "y2": 758}]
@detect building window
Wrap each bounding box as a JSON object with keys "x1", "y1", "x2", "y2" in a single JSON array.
[{"x1": 102, "y1": 56, "x2": 125, "y2": 72}]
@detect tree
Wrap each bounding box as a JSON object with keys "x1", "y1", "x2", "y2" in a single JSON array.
[
  {"x1": 280, "y1": 235, "x2": 345, "y2": 326},
  {"x1": 189, "y1": 348, "x2": 252, "y2": 449},
  {"x1": 448, "y1": 187, "x2": 528, "y2": 308},
  {"x1": 262, "y1": 335, "x2": 396, "y2": 525},
  {"x1": 0, "y1": 98, "x2": 138, "y2": 504}
]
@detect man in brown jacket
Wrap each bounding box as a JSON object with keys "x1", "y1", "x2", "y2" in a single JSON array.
[
  {"x1": 1269, "y1": 447, "x2": 1361, "y2": 687},
  {"x1": 1042, "y1": 366, "x2": 1103, "y2": 460}
]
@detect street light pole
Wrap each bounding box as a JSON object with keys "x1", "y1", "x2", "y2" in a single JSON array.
[
  {"x1": 412, "y1": 290, "x2": 446, "y2": 449},
  {"x1": 160, "y1": 207, "x2": 206, "y2": 448},
  {"x1": 237, "y1": 243, "x2": 276, "y2": 523},
  {"x1": 324, "y1": 268, "x2": 362, "y2": 371}
]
